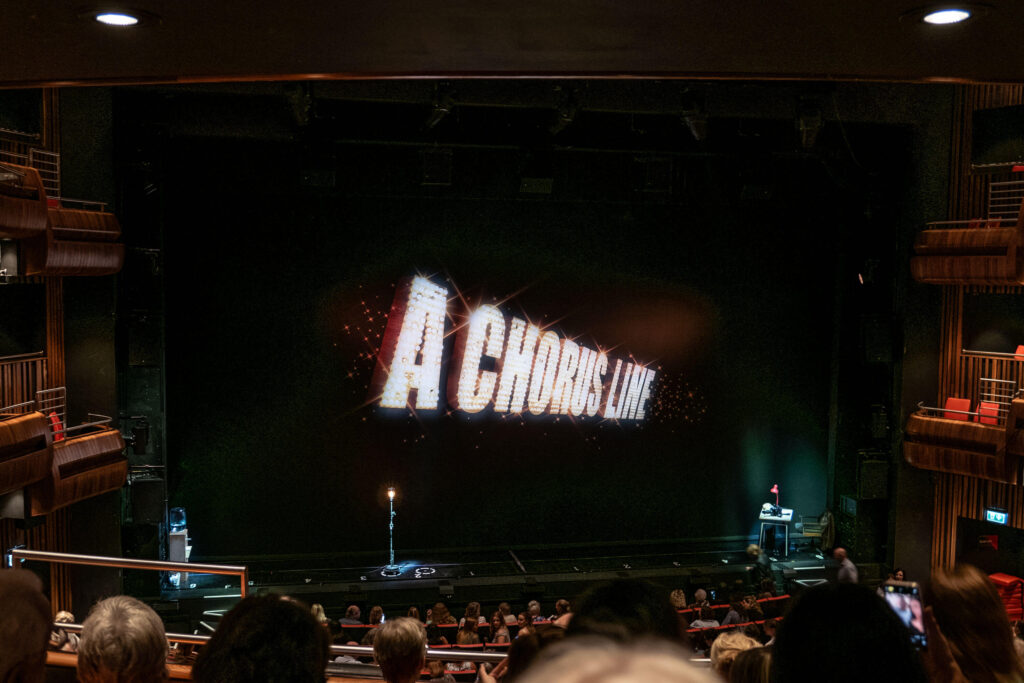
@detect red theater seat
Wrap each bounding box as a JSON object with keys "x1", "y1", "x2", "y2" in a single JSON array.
[
  {"x1": 977, "y1": 401, "x2": 1001, "y2": 425},
  {"x1": 990, "y1": 573, "x2": 1024, "y2": 621},
  {"x1": 1016, "y1": 345, "x2": 1024, "y2": 357},
  {"x1": 943, "y1": 397, "x2": 971, "y2": 421}
]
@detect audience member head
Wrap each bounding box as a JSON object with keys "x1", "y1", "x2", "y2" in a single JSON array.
[
  {"x1": 426, "y1": 660, "x2": 446, "y2": 679},
  {"x1": 553, "y1": 598, "x2": 571, "y2": 617},
  {"x1": 464, "y1": 601, "x2": 481, "y2": 621},
  {"x1": 772, "y1": 582, "x2": 925, "y2": 683},
  {"x1": 694, "y1": 588, "x2": 708, "y2": 604},
  {"x1": 192, "y1": 594, "x2": 329, "y2": 683},
  {"x1": 670, "y1": 589, "x2": 688, "y2": 610},
  {"x1": 499, "y1": 602, "x2": 512, "y2": 618},
  {"x1": 517, "y1": 612, "x2": 531, "y2": 630},
  {"x1": 894, "y1": 568, "x2": 905, "y2": 581},
  {"x1": 516, "y1": 636, "x2": 718, "y2": 683},
  {"x1": 746, "y1": 544, "x2": 762, "y2": 559},
  {"x1": 310, "y1": 603, "x2": 327, "y2": 624},
  {"x1": 504, "y1": 627, "x2": 566, "y2": 681},
  {"x1": 345, "y1": 604, "x2": 361, "y2": 621},
  {"x1": 78, "y1": 595, "x2": 168, "y2": 683},
  {"x1": 460, "y1": 618, "x2": 477, "y2": 632},
  {"x1": 368, "y1": 605, "x2": 384, "y2": 625},
  {"x1": 730, "y1": 645, "x2": 772, "y2": 683},
  {"x1": 763, "y1": 618, "x2": 779, "y2": 640},
  {"x1": 926, "y1": 563, "x2": 1024, "y2": 683},
  {"x1": 373, "y1": 618, "x2": 426, "y2": 683},
  {"x1": 710, "y1": 631, "x2": 759, "y2": 679},
  {"x1": 742, "y1": 623, "x2": 763, "y2": 642},
  {"x1": 0, "y1": 570, "x2": 51, "y2": 683},
  {"x1": 424, "y1": 623, "x2": 445, "y2": 646},
  {"x1": 527, "y1": 600, "x2": 541, "y2": 620},
  {"x1": 567, "y1": 578, "x2": 684, "y2": 644},
  {"x1": 406, "y1": 606, "x2": 420, "y2": 621},
  {"x1": 833, "y1": 547, "x2": 847, "y2": 562},
  {"x1": 431, "y1": 602, "x2": 453, "y2": 624}
]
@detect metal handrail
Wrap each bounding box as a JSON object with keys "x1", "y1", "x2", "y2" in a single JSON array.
[
  {"x1": 0, "y1": 350, "x2": 45, "y2": 364},
  {"x1": 924, "y1": 217, "x2": 1014, "y2": 229},
  {"x1": 916, "y1": 401, "x2": 979, "y2": 419},
  {"x1": 0, "y1": 399, "x2": 38, "y2": 413},
  {"x1": 962, "y1": 348, "x2": 1024, "y2": 359},
  {"x1": 63, "y1": 413, "x2": 113, "y2": 436},
  {"x1": 11, "y1": 549, "x2": 250, "y2": 598},
  {"x1": 49, "y1": 622, "x2": 507, "y2": 662}
]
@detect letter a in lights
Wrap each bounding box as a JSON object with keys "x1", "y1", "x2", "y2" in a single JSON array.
[{"x1": 372, "y1": 276, "x2": 448, "y2": 409}]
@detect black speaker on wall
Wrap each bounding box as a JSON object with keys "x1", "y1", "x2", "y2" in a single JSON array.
[
  {"x1": 130, "y1": 477, "x2": 165, "y2": 525},
  {"x1": 858, "y1": 460, "x2": 889, "y2": 500}
]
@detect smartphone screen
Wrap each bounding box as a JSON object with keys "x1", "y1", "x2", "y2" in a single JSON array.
[{"x1": 882, "y1": 580, "x2": 927, "y2": 649}]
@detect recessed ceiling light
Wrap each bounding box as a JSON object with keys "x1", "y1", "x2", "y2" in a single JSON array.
[
  {"x1": 95, "y1": 11, "x2": 139, "y2": 26},
  {"x1": 922, "y1": 8, "x2": 972, "y2": 24},
  {"x1": 901, "y1": 3, "x2": 989, "y2": 25}
]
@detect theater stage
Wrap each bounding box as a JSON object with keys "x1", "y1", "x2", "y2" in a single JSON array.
[{"x1": 144, "y1": 537, "x2": 843, "y2": 633}]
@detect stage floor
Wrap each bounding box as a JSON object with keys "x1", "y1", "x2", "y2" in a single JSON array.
[{"x1": 151, "y1": 537, "x2": 840, "y2": 632}]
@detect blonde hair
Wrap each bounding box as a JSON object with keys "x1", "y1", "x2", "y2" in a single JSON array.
[
  {"x1": 709, "y1": 631, "x2": 760, "y2": 678},
  {"x1": 517, "y1": 636, "x2": 719, "y2": 683},
  {"x1": 373, "y1": 617, "x2": 426, "y2": 682},
  {"x1": 78, "y1": 595, "x2": 168, "y2": 683},
  {"x1": 310, "y1": 603, "x2": 328, "y2": 624}
]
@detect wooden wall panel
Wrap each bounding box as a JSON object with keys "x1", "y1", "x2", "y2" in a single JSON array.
[
  {"x1": 0, "y1": 91, "x2": 71, "y2": 612},
  {"x1": 930, "y1": 84, "x2": 1024, "y2": 570}
]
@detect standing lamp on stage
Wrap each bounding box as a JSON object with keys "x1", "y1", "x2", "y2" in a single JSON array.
[{"x1": 382, "y1": 487, "x2": 401, "y2": 577}]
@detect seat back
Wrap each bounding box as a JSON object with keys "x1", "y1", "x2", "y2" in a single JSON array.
[{"x1": 943, "y1": 397, "x2": 971, "y2": 421}]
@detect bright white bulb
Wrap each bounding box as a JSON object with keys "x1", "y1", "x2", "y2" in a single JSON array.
[
  {"x1": 388, "y1": 488, "x2": 396, "y2": 500},
  {"x1": 95, "y1": 12, "x2": 139, "y2": 25},
  {"x1": 922, "y1": 9, "x2": 971, "y2": 24}
]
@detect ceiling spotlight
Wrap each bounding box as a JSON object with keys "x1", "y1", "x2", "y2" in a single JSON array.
[
  {"x1": 901, "y1": 4, "x2": 988, "y2": 25},
  {"x1": 95, "y1": 12, "x2": 139, "y2": 26},
  {"x1": 922, "y1": 8, "x2": 972, "y2": 23}
]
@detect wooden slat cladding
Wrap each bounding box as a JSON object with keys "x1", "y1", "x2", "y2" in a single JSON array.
[
  {"x1": 930, "y1": 85, "x2": 1024, "y2": 570},
  {"x1": 948, "y1": 85, "x2": 1024, "y2": 221},
  {"x1": 0, "y1": 355, "x2": 47, "y2": 409},
  {"x1": 937, "y1": 287, "x2": 963, "y2": 407},
  {"x1": 933, "y1": 473, "x2": 1024, "y2": 571}
]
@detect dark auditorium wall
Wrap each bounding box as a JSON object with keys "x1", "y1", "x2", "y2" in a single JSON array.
[
  {"x1": 102, "y1": 81, "x2": 947, "y2": 561},
  {"x1": 0, "y1": 82, "x2": 955, "y2": 573}
]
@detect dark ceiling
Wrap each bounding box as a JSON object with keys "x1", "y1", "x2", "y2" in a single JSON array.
[{"x1": 3, "y1": 1, "x2": 1024, "y2": 87}]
